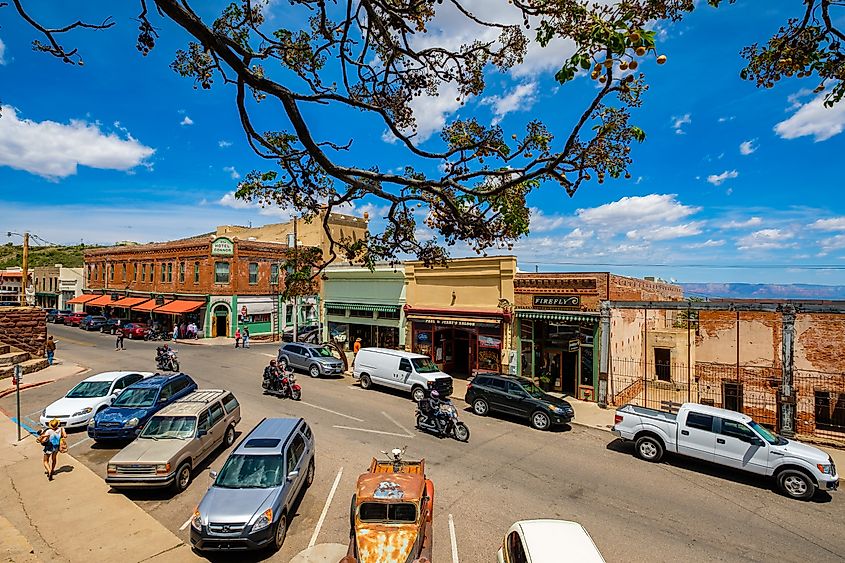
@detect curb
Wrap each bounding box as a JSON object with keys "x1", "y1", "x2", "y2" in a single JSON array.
[{"x1": 0, "y1": 380, "x2": 55, "y2": 399}]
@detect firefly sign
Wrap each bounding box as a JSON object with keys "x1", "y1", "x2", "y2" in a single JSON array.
[{"x1": 533, "y1": 295, "x2": 581, "y2": 309}]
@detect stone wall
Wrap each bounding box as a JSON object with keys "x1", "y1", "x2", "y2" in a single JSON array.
[{"x1": 0, "y1": 307, "x2": 47, "y2": 356}]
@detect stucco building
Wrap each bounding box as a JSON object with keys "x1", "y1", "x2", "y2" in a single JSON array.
[{"x1": 32, "y1": 266, "x2": 60, "y2": 309}]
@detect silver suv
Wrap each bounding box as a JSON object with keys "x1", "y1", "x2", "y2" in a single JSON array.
[
  {"x1": 106, "y1": 390, "x2": 241, "y2": 493},
  {"x1": 278, "y1": 342, "x2": 344, "y2": 377}
]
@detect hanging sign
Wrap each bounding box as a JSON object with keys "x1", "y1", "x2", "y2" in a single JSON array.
[{"x1": 211, "y1": 237, "x2": 234, "y2": 256}]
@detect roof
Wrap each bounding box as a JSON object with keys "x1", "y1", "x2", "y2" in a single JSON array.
[
  {"x1": 682, "y1": 402, "x2": 751, "y2": 422},
  {"x1": 134, "y1": 299, "x2": 170, "y2": 312},
  {"x1": 66, "y1": 293, "x2": 98, "y2": 305},
  {"x1": 111, "y1": 296, "x2": 149, "y2": 308},
  {"x1": 234, "y1": 418, "x2": 302, "y2": 455},
  {"x1": 156, "y1": 390, "x2": 230, "y2": 416},
  {"x1": 356, "y1": 472, "x2": 426, "y2": 502},
  {"x1": 515, "y1": 520, "x2": 605, "y2": 563},
  {"x1": 131, "y1": 373, "x2": 184, "y2": 388},
  {"x1": 357, "y1": 348, "x2": 428, "y2": 359},
  {"x1": 84, "y1": 371, "x2": 155, "y2": 382},
  {"x1": 154, "y1": 299, "x2": 204, "y2": 314},
  {"x1": 86, "y1": 294, "x2": 115, "y2": 306}
]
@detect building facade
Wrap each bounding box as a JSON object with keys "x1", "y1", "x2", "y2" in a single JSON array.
[
  {"x1": 33, "y1": 266, "x2": 60, "y2": 309},
  {"x1": 58, "y1": 267, "x2": 85, "y2": 310},
  {"x1": 0, "y1": 269, "x2": 24, "y2": 305}
]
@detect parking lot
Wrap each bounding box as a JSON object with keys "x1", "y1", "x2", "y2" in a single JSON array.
[{"x1": 4, "y1": 323, "x2": 845, "y2": 562}]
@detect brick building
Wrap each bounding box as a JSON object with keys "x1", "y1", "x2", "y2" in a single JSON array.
[{"x1": 33, "y1": 266, "x2": 60, "y2": 309}]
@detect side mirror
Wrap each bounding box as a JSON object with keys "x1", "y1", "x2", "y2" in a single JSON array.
[
  {"x1": 209, "y1": 470, "x2": 218, "y2": 479},
  {"x1": 197, "y1": 429, "x2": 207, "y2": 438},
  {"x1": 287, "y1": 470, "x2": 299, "y2": 481}
]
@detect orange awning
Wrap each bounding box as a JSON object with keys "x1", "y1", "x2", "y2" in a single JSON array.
[
  {"x1": 66, "y1": 294, "x2": 98, "y2": 305},
  {"x1": 111, "y1": 297, "x2": 149, "y2": 308},
  {"x1": 154, "y1": 300, "x2": 204, "y2": 314},
  {"x1": 86, "y1": 294, "x2": 116, "y2": 307},
  {"x1": 133, "y1": 299, "x2": 169, "y2": 313}
]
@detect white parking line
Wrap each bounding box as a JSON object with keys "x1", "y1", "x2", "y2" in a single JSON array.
[
  {"x1": 382, "y1": 411, "x2": 414, "y2": 437},
  {"x1": 309, "y1": 467, "x2": 343, "y2": 548},
  {"x1": 179, "y1": 516, "x2": 193, "y2": 531},
  {"x1": 25, "y1": 409, "x2": 44, "y2": 420},
  {"x1": 333, "y1": 425, "x2": 416, "y2": 438},
  {"x1": 449, "y1": 513, "x2": 460, "y2": 563},
  {"x1": 68, "y1": 436, "x2": 92, "y2": 449},
  {"x1": 300, "y1": 401, "x2": 364, "y2": 422}
]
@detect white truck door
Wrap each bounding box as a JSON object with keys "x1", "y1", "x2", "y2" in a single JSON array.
[
  {"x1": 677, "y1": 411, "x2": 717, "y2": 462},
  {"x1": 713, "y1": 417, "x2": 769, "y2": 474}
]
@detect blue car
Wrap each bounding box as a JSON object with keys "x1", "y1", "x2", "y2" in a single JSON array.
[{"x1": 88, "y1": 373, "x2": 198, "y2": 442}]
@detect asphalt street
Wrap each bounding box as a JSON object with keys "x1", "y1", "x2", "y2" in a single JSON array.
[{"x1": 3, "y1": 323, "x2": 844, "y2": 563}]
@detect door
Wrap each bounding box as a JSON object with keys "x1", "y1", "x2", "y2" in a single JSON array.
[
  {"x1": 394, "y1": 358, "x2": 413, "y2": 390},
  {"x1": 714, "y1": 418, "x2": 769, "y2": 474},
  {"x1": 505, "y1": 382, "x2": 532, "y2": 417},
  {"x1": 292, "y1": 346, "x2": 309, "y2": 370},
  {"x1": 200, "y1": 402, "x2": 226, "y2": 462},
  {"x1": 284, "y1": 433, "x2": 307, "y2": 505},
  {"x1": 196, "y1": 410, "x2": 215, "y2": 459},
  {"x1": 484, "y1": 378, "x2": 511, "y2": 413},
  {"x1": 677, "y1": 412, "x2": 717, "y2": 462}
]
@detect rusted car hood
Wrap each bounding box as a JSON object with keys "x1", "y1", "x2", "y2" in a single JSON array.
[{"x1": 355, "y1": 525, "x2": 417, "y2": 563}]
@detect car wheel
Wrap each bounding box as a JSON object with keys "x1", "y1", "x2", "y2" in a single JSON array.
[
  {"x1": 273, "y1": 513, "x2": 288, "y2": 551},
  {"x1": 530, "y1": 411, "x2": 551, "y2": 431},
  {"x1": 412, "y1": 386, "x2": 426, "y2": 403},
  {"x1": 173, "y1": 462, "x2": 192, "y2": 493},
  {"x1": 472, "y1": 398, "x2": 489, "y2": 416},
  {"x1": 305, "y1": 459, "x2": 315, "y2": 488},
  {"x1": 360, "y1": 374, "x2": 372, "y2": 390},
  {"x1": 635, "y1": 435, "x2": 664, "y2": 462},
  {"x1": 777, "y1": 469, "x2": 815, "y2": 500},
  {"x1": 224, "y1": 425, "x2": 235, "y2": 448},
  {"x1": 309, "y1": 364, "x2": 320, "y2": 378}
]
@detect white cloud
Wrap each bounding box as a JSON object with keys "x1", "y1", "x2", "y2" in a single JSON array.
[
  {"x1": 627, "y1": 223, "x2": 703, "y2": 241},
  {"x1": 737, "y1": 228, "x2": 795, "y2": 251},
  {"x1": 0, "y1": 105, "x2": 155, "y2": 179},
  {"x1": 559, "y1": 228, "x2": 593, "y2": 249},
  {"x1": 0, "y1": 38, "x2": 6, "y2": 65},
  {"x1": 722, "y1": 216, "x2": 762, "y2": 229},
  {"x1": 671, "y1": 113, "x2": 691, "y2": 135},
  {"x1": 576, "y1": 194, "x2": 700, "y2": 230},
  {"x1": 180, "y1": 116, "x2": 194, "y2": 126},
  {"x1": 706, "y1": 170, "x2": 738, "y2": 186},
  {"x1": 223, "y1": 165, "x2": 240, "y2": 179},
  {"x1": 810, "y1": 218, "x2": 845, "y2": 231},
  {"x1": 739, "y1": 139, "x2": 757, "y2": 155},
  {"x1": 480, "y1": 82, "x2": 538, "y2": 125},
  {"x1": 786, "y1": 88, "x2": 814, "y2": 110},
  {"x1": 218, "y1": 140, "x2": 232, "y2": 148},
  {"x1": 686, "y1": 239, "x2": 726, "y2": 249},
  {"x1": 774, "y1": 91, "x2": 845, "y2": 142},
  {"x1": 529, "y1": 207, "x2": 568, "y2": 233},
  {"x1": 818, "y1": 234, "x2": 845, "y2": 254},
  {"x1": 218, "y1": 191, "x2": 294, "y2": 219},
  {"x1": 387, "y1": 82, "x2": 464, "y2": 143},
  {"x1": 717, "y1": 116, "x2": 735, "y2": 123}
]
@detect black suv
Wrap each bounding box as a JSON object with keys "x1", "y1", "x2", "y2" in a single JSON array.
[{"x1": 464, "y1": 374, "x2": 574, "y2": 431}]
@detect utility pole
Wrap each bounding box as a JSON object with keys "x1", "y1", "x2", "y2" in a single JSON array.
[
  {"x1": 293, "y1": 216, "x2": 299, "y2": 343},
  {"x1": 21, "y1": 232, "x2": 29, "y2": 306}
]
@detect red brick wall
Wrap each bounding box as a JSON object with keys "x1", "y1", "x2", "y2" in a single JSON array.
[{"x1": 0, "y1": 307, "x2": 47, "y2": 356}]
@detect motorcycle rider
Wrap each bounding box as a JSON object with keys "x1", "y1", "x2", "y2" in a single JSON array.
[
  {"x1": 419, "y1": 389, "x2": 448, "y2": 434},
  {"x1": 263, "y1": 360, "x2": 282, "y2": 391},
  {"x1": 155, "y1": 344, "x2": 170, "y2": 369}
]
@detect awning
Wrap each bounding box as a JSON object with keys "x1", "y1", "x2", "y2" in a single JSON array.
[
  {"x1": 407, "y1": 314, "x2": 500, "y2": 327},
  {"x1": 86, "y1": 294, "x2": 118, "y2": 307},
  {"x1": 237, "y1": 298, "x2": 275, "y2": 315},
  {"x1": 326, "y1": 302, "x2": 400, "y2": 313},
  {"x1": 154, "y1": 300, "x2": 204, "y2": 314},
  {"x1": 111, "y1": 297, "x2": 149, "y2": 308},
  {"x1": 134, "y1": 300, "x2": 170, "y2": 313},
  {"x1": 66, "y1": 294, "x2": 98, "y2": 305},
  {"x1": 515, "y1": 310, "x2": 599, "y2": 323}
]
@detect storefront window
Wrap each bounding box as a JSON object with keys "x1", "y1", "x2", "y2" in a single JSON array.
[
  {"x1": 580, "y1": 346, "x2": 594, "y2": 387},
  {"x1": 215, "y1": 262, "x2": 230, "y2": 284}
]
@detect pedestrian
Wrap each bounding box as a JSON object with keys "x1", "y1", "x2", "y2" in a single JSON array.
[
  {"x1": 180, "y1": 322, "x2": 187, "y2": 339},
  {"x1": 235, "y1": 327, "x2": 241, "y2": 348},
  {"x1": 115, "y1": 328, "x2": 125, "y2": 351},
  {"x1": 45, "y1": 336, "x2": 56, "y2": 366},
  {"x1": 353, "y1": 337, "x2": 362, "y2": 355},
  {"x1": 37, "y1": 419, "x2": 67, "y2": 481},
  {"x1": 172, "y1": 324, "x2": 179, "y2": 342},
  {"x1": 188, "y1": 321, "x2": 198, "y2": 339},
  {"x1": 243, "y1": 326, "x2": 250, "y2": 348}
]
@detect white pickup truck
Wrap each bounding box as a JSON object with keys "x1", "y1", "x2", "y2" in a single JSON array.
[{"x1": 612, "y1": 402, "x2": 839, "y2": 500}]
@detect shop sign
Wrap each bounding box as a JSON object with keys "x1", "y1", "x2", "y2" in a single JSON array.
[
  {"x1": 533, "y1": 295, "x2": 580, "y2": 309},
  {"x1": 155, "y1": 295, "x2": 165, "y2": 306},
  {"x1": 478, "y1": 335, "x2": 502, "y2": 348},
  {"x1": 416, "y1": 332, "x2": 431, "y2": 343},
  {"x1": 110, "y1": 292, "x2": 120, "y2": 301},
  {"x1": 568, "y1": 339, "x2": 579, "y2": 352},
  {"x1": 211, "y1": 237, "x2": 234, "y2": 256}
]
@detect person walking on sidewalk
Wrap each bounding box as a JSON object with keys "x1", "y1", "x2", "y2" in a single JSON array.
[
  {"x1": 353, "y1": 337, "x2": 362, "y2": 355},
  {"x1": 45, "y1": 336, "x2": 56, "y2": 366},
  {"x1": 38, "y1": 419, "x2": 66, "y2": 481},
  {"x1": 242, "y1": 326, "x2": 250, "y2": 348},
  {"x1": 172, "y1": 324, "x2": 179, "y2": 342},
  {"x1": 115, "y1": 329, "x2": 125, "y2": 351},
  {"x1": 235, "y1": 328, "x2": 241, "y2": 348}
]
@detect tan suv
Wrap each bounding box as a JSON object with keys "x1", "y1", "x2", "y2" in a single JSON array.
[{"x1": 106, "y1": 389, "x2": 241, "y2": 493}]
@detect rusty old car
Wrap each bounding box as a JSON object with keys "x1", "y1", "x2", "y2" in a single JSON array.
[{"x1": 341, "y1": 448, "x2": 434, "y2": 563}]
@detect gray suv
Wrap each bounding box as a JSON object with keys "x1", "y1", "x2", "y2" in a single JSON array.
[
  {"x1": 278, "y1": 342, "x2": 344, "y2": 377},
  {"x1": 190, "y1": 417, "x2": 315, "y2": 552}
]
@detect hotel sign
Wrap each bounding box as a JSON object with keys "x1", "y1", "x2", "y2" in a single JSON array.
[
  {"x1": 211, "y1": 237, "x2": 234, "y2": 257},
  {"x1": 533, "y1": 295, "x2": 581, "y2": 309}
]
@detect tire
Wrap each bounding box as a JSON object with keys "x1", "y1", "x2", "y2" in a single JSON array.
[
  {"x1": 304, "y1": 459, "x2": 315, "y2": 488},
  {"x1": 360, "y1": 374, "x2": 372, "y2": 390},
  {"x1": 635, "y1": 435, "x2": 664, "y2": 463},
  {"x1": 173, "y1": 462, "x2": 192, "y2": 493},
  {"x1": 412, "y1": 386, "x2": 426, "y2": 403},
  {"x1": 530, "y1": 411, "x2": 551, "y2": 431},
  {"x1": 309, "y1": 364, "x2": 320, "y2": 378},
  {"x1": 223, "y1": 425, "x2": 236, "y2": 448},
  {"x1": 453, "y1": 423, "x2": 470, "y2": 442},
  {"x1": 173, "y1": 361, "x2": 180, "y2": 372},
  {"x1": 415, "y1": 413, "x2": 425, "y2": 429},
  {"x1": 472, "y1": 398, "x2": 489, "y2": 416},
  {"x1": 272, "y1": 513, "x2": 288, "y2": 551},
  {"x1": 777, "y1": 469, "x2": 815, "y2": 500},
  {"x1": 291, "y1": 388, "x2": 302, "y2": 401}
]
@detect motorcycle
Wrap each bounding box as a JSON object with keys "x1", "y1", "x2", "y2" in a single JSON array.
[
  {"x1": 145, "y1": 328, "x2": 167, "y2": 341},
  {"x1": 262, "y1": 368, "x2": 302, "y2": 401},
  {"x1": 156, "y1": 349, "x2": 180, "y2": 372},
  {"x1": 416, "y1": 401, "x2": 470, "y2": 442}
]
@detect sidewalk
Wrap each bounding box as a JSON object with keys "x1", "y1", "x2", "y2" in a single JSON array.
[
  {"x1": 0, "y1": 413, "x2": 198, "y2": 563},
  {"x1": 0, "y1": 362, "x2": 88, "y2": 399},
  {"x1": 177, "y1": 337, "x2": 276, "y2": 347}
]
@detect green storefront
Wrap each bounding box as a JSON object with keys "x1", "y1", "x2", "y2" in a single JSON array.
[{"x1": 205, "y1": 294, "x2": 317, "y2": 338}]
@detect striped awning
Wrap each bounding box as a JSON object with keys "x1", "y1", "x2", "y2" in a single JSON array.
[
  {"x1": 325, "y1": 302, "x2": 400, "y2": 313},
  {"x1": 515, "y1": 310, "x2": 598, "y2": 323}
]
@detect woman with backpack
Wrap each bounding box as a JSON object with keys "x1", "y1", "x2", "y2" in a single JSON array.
[{"x1": 38, "y1": 419, "x2": 67, "y2": 480}]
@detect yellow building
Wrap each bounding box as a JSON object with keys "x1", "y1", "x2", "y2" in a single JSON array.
[{"x1": 403, "y1": 256, "x2": 517, "y2": 378}]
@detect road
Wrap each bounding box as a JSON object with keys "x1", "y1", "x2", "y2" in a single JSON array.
[{"x1": 3, "y1": 323, "x2": 844, "y2": 563}]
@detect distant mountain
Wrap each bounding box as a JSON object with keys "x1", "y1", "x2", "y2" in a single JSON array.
[{"x1": 680, "y1": 283, "x2": 845, "y2": 300}]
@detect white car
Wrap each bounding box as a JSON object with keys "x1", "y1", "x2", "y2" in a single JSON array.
[
  {"x1": 40, "y1": 371, "x2": 154, "y2": 429},
  {"x1": 497, "y1": 520, "x2": 606, "y2": 563}
]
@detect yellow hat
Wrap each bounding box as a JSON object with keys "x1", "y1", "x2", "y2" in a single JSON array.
[{"x1": 49, "y1": 419, "x2": 60, "y2": 429}]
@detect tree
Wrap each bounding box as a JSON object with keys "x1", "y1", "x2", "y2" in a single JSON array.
[{"x1": 6, "y1": 1, "x2": 843, "y2": 271}]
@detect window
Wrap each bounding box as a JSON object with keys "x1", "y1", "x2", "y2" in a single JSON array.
[
  {"x1": 167, "y1": 263, "x2": 173, "y2": 282},
  {"x1": 197, "y1": 411, "x2": 210, "y2": 432},
  {"x1": 377, "y1": 309, "x2": 400, "y2": 320},
  {"x1": 133, "y1": 263, "x2": 137, "y2": 281},
  {"x1": 222, "y1": 393, "x2": 239, "y2": 414},
  {"x1": 359, "y1": 503, "x2": 417, "y2": 523},
  {"x1": 685, "y1": 412, "x2": 714, "y2": 432},
  {"x1": 161, "y1": 263, "x2": 166, "y2": 282},
  {"x1": 114, "y1": 374, "x2": 143, "y2": 391},
  {"x1": 87, "y1": 265, "x2": 92, "y2": 282},
  {"x1": 286, "y1": 434, "x2": 306, "y2": 473},
  {"x1": 122, "y1": 263, "x2": 126, "y2": 281},
  {"x1": 350, "y1": 309, "x2": 373, "y2": 318},
  {"x1": 301, "y1": 422, "x2": 312, "y2": 441},
  {"x1": 815, "y1": 391, "x2": 845, "y2": 434},
  {"x1": 399, "y1": 358, "x2": 412, "y2": 372},
  {"x1": 719, "y1": 419, "x2": 757, "y2": 441},
  {"x1": 171, "y1": 377, "x2": 191, "y2": 395},
  {"x1": 507, "y1": 382, "x2": 527, "y2": 397},
  {"x1": 194, "y1": 262, "x2": 200, "y2": 284},
  {"x1": 142, "y1": 264, "x2": 147, "y2": 281},
  {"x1": 270, "y1": 264, "x2": 279, "y2": 285},
  {"x1": 249, "y1": 262, "x2": 259, "y2": 284},
  {"x1": 487, "y1": 378, "x2": 508, "y2": 392},
  {"x1": 209, "y1": 403, "x2": 225, "y2": 426},
  {"x1": 179, "y1": 262, "x2": 185, "y2": 283},
  {"x1": 506, "y1": 531, "x2": 528, "y2": 563},
  {"x1": 215, "y1": 262, "x2": 230, "y2": 284},
  {"x1": 110, "y1": 264, "x2": 114, "y2": 281},
  {"x1": 654, "y1": 348, "x2": 671, "y2": 381},
  {"x1": 159, "y1": 383, "x2": 174, "y2": 402}
]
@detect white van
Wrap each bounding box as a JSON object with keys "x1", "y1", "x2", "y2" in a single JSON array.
[{"x1": 353, "y1": 348, "x2": 454, "y2": 402}]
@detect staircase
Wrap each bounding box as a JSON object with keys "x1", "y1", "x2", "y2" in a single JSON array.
[{"x1": 0, "y1": 342, "x2": 49, "y2": 380}]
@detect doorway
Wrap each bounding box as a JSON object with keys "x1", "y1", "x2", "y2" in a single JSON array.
[
  {"x1": 654, "y1": 348, "x2": 671, "y2": 382},
  {"x1": 212, "y1": 304, "x2": 229, "y2": 337},
  {"x1": 543, "y1": 349, "x2": 578, "y2": 395}
]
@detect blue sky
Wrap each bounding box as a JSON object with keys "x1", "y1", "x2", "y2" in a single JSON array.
[{"x1": 1, "y1": 1, "x2": 844, "y2": 284}]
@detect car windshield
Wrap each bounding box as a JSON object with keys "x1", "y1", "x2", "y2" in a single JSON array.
[
  {"x1": 66, "y1": 381, "x2": 111, "y2": 398},
  {"x1": 517, "y1": 380, "x2": 546, "y2": 399},
  {"x1": 411, "y1": 358, "x2": 439, "y2": 373},
  {"x1": 140, "y1": 416, "x2": 196, "y2": 440},
  {"x1": 749, "y1": 420, "x2": 783, "y2": 445},
  {"x1": 311, "y1": 347, "x2": 333, "y2": 358},
  {"x1": 358, "y1": 502, "x2": 418, "y2": 523},
  {"x1": 112, "y1": 387, "x2": 158, "y2": 408},
  {"x1": 215, "y1": 454, "x2": 284, "y2": 489}
]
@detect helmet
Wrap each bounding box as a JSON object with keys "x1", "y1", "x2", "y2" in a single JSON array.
[
  {"x1": 270, "y1": 359, "x2": 277, "y2": 365},
  {"x1": 430, "y1": 390, "x2": 440, "y2": 399}
]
